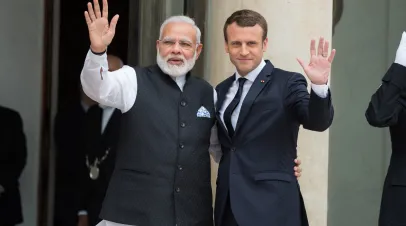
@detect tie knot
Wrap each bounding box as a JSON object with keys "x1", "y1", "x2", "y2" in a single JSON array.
[{"x1": 238, "y1": 77, "x2": 247, "y2": 87}]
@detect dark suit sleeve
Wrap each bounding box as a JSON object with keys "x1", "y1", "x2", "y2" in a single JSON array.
[
  {"x1": 285, "y1": 73, "x2": 334, "y2": 132},
  {"x1": 365, "y1": 63, "x2": 406, "y2": 127},
  {"x1": 0, "y1": 111, "x2": 27, "y2": 189}
]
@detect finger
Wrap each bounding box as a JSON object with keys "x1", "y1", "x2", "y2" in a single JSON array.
[
  {"x1": 109, "y1": 14, "x2": 119, "y2": 31},
  {"x1": 295, "y1": 172, "x2": 301, "y2": 178},
  {"x1": 294, "y1": 166, "x2": 302, "y2": 173},
  {"x1": 93, "y1": 0, "x2": 101, "y2": 18},
  {"x1": 318, "y1": 37, "x2": 324, "y2": 56},
  {"x1": 310, "y1": 39, "x2": 316, "y2": 56},
  {"x1": 87, "y1": 2, "x2": 96, "y2": 21},
  {"x1": 84, "y1": 11, "x2": 92, "y2": 26},
  {"x1": 295, "y1": 158, "x2": 301, "y2": 165},
  {"x1": 102, "y1": 0, "x2": 108, "y2": 19},
  {"x1": 323, "y1": 41, "x2": 329, "y2": 57},
  {"x1": 328, "y1": 49, "x2": 336, "y2": 63},
  {"x1": 296, "y1": 58, "x2": 307, "y2": 70}
]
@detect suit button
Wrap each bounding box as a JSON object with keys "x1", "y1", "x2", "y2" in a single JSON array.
[
  {"x1": 175, "y1": 187, "x2": 181, "y2": 193},
  {"x1": 231, "y1": 147, "x2": 236, "y2": 152},
  {"x1": 180, "y1": 100, "x2": 187, "y2": 107},
  {"x1": 179, "y1": 143, "x2": 185, "y2": 149},
  {"x1": 178, "y1": 165, "x2": 183, "y2": 170},
  {"x1": 180, "y1": 122, "x2": 186, "y2": 128}
]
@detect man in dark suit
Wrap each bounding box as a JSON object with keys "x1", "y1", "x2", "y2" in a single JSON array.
[
  {"x1": 365, "y1": 32, "x2": 406, "y2": 226},
  {"x1": 53, "y1": 54, "x2": 122, "y2": 226},
  {"x1": 0, "y1": 106, "x2": 27, "y2": 226},
  {"x1": 214, "y1": 10, "x2": 335, "y2": 226}
]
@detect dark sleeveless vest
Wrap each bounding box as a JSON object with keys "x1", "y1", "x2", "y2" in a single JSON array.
[{"x1": 100, "y1": 65, "x2": 215, "y2": 226}]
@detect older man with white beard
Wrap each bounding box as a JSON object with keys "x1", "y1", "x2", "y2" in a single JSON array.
[{"x1": 79, "y1": 1, "x2": 302, "y2": 226}]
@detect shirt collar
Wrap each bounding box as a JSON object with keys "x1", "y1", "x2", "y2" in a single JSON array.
[
  {"x1": 170, "y1": 74, "x2": 186, "y2": 83},
  {"x1": 235, "y1": 59, "x2": 266, "y2": 82}
]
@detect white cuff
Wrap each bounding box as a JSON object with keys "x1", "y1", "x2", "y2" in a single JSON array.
[
  {"x1": 88, "y1": 48, "x2": 107, "y2": 58},
  {"x1": 395, "y1": 32, "x2": 406, "y2": 67},
  {"x1": 311, "y1": 83, "x2": 329, "y2": 98}
]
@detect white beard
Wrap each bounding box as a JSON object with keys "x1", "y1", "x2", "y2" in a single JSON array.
[{"x1": 156, "y1": 49, "x2": 197, "y2": 77}]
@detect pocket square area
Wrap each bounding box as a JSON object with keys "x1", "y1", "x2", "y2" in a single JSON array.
[{"x1": 197, "y1": 106, "x2": 211, "y2": 118}]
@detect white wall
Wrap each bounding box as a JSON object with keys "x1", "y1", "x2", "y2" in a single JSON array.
[
  {"x1": 329, "y1": 0, "x2": 406, "y2": 225},
  {"x1": 0, "y1": 1, "x2": 44, "y2": 225}
]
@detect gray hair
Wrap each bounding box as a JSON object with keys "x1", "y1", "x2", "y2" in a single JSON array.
[{"x1": 159, "y1": 15, "x2": 201, "y2": 44}]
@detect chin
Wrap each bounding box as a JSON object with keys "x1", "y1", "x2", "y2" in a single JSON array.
[{"x1": 237, "y1": 65, "x2": 253, "y2": 74}]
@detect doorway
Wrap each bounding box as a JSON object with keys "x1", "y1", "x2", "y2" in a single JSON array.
[{"x1": 57, "y1": 0, "x2": 131, "y2": 109}]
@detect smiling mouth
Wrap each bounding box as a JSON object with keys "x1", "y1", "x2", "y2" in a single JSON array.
[
  {"x1": 168, "y1": 58, "x2": 184, "y2": 65},
  {"x1": 238, "y1": 59, "x2": 252, "y2": 62}
]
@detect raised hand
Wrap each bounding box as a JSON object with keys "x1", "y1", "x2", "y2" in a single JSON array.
[
  {"x1": 84, "y1": 0, "x2": 119, "y2": 53},
  {"x1": 297, "y1": 37, "x2": 336, "y2": 85}
]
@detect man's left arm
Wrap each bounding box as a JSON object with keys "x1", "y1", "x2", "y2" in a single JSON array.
[
  {"x1": 286, "y1": 74, "x2": 333, "y2": 132},
  {"x1": 291, "y1": 37, "x2": 335, "y2": 131}
]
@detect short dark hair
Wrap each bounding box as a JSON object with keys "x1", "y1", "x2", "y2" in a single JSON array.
[{"x1": 223, "y1": 9, "x2": 268, "y2": 42}]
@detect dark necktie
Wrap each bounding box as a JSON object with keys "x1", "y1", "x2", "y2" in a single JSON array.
[
  {"x1": 224, "y1": 77, "x2": 247, "y2": 137},
  {"x1": 85, "y1": 104, "x2": 103, "y2": 157}
]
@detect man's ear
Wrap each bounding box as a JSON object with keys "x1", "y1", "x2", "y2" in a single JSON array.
[
  {"x1": 156, "y1": 40, "x2": 160, "y2": 52},
  {"x1": 195, "y1": 43, "x2": 203, "y2": 60},
  {"x1": 263, "y1": 37, "x2": 268, "y2": 52}
]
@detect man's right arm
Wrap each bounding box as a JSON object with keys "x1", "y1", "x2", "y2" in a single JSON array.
[
  {"x1": 365, "y1": 32, "x2": 406, "y2": 127},
  {"x1": 80, "y1": 49, "x2": 138, "y2": 113}
]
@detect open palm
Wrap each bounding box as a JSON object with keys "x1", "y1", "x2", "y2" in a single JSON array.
[
  {"x1": 84, "y1": 0, "x2": 119, "y2": 53},
  {"x1": 297, "y1": 37, "x2": 336, "y2": 85}
]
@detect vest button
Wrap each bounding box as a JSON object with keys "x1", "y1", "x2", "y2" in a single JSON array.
[
  {"x1": 178, "y1": 165, "x2": 183, "y2": 170},
  {"x1": 179, "y1": 143, "x2": 185, "y2": 149},
  {"x1": 180, "y1": 100, "x2": 187, "y2": 107},
  {"x1": 180, "y1": 122, "x2": 186, "y2": 128},
  {"x1": 231, "y1": 147, "x2": 236, "y2": 152},
  {"x1": 175, "y1": 187, "x2": 181, "y2": 193}
]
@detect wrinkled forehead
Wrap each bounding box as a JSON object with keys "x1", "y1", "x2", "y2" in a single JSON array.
[{"x1": 161, "y1": 22, "x2": 197, "y2": 43}]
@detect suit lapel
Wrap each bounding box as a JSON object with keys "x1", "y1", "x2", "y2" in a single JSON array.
[
  {"x1": 216, "y1": 75, "x2": 235, "y2": 140},
  {"x1": 234, "y1": 61, "x2": 274, "y2": 135}
]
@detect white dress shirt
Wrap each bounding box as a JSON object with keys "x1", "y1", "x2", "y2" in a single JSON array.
[
  {"x1": 218, "y1": 59, "x2": 329, "y2": 129},
  {"x1": 395, "y1": 31, "x2": 406, "y2": 67}
]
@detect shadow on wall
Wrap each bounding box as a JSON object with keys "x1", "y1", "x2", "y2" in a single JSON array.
[{"x1": 333, "y1": 0, "x2": 343, "y2": 35}]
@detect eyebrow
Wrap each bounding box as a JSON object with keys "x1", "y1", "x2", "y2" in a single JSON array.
[{"x1": 161, "y1": 36, "x2": 193, "y2": 43}]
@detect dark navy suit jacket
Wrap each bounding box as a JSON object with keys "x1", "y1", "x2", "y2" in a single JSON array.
[{"x1": 214, "y1": 60, "x2": 334, "y2": 226}]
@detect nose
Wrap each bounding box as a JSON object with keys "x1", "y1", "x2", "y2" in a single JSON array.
[
  {"x1": 240, "y1": 44, "x2": 249, "y2": 56},
  {"x1": 171, "y1": 42, "x2": 182, "y2": 54}
]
